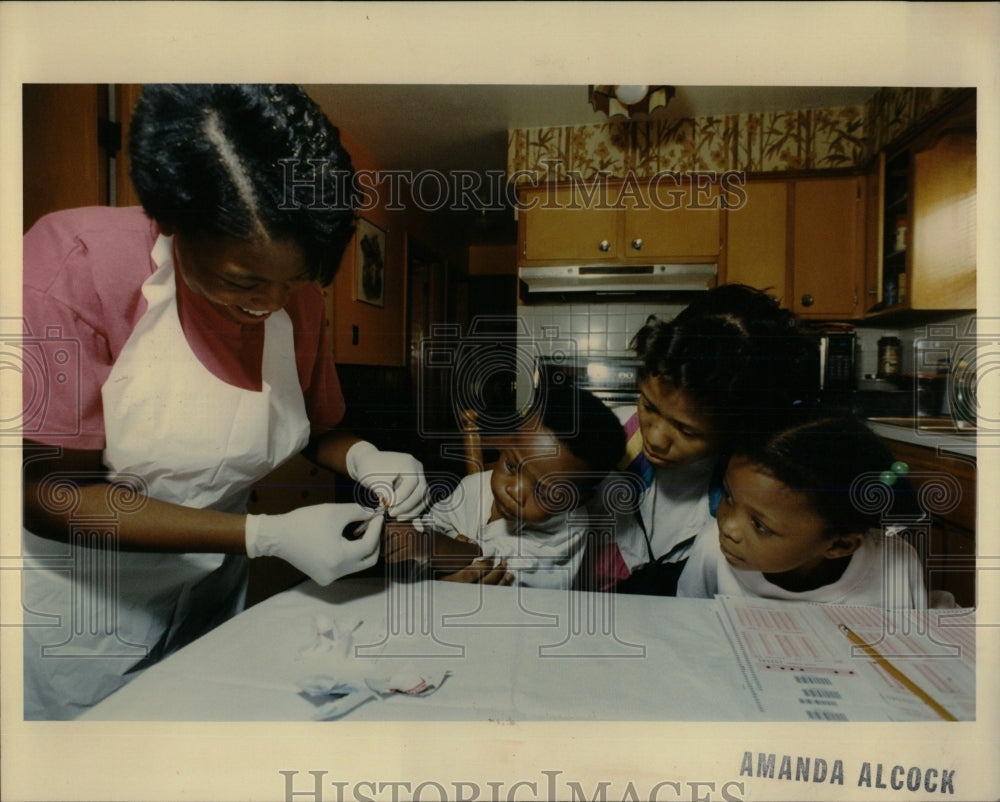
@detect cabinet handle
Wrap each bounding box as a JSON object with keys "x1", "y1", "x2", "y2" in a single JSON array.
[
  {"x1": 598, "y1": 239, "x2": 611, "y2": 252},
  {"x1": 631, "y1": 238, "x2": 643, "y2": 251},
  {"x1": 801, "y1": 294, "x2": 815, "y2": 307}
]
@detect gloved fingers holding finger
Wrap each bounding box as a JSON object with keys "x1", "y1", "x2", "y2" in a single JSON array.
[
  {"x1": 345, "y1": 441, "x2": 429, "y2": 521},
  {"x1": 342, "y1": 505, "x2": 383, "y2": 539},
  {"x1": 386, "y1": 473, "x2": 428, "y2": 519},
  {"x1": 354, "y1": 512, "x2": 384, "y2": 561},
  {"x1": 246, "y1": 502, "x2": 383, "y2": 587}
]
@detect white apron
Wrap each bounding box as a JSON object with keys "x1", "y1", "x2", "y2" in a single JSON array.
[{"x1": 22, "y1": 235, "x2": 311, "y2": 719}]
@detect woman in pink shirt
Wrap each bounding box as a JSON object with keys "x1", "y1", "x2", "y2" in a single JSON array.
[{"x1": 21, "y1": 84, "x2": 427, "y2": 719}]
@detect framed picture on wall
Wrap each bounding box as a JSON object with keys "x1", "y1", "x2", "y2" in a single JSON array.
[{"x1": 353, "y1": 217, "x2": 386, "y2": 308}]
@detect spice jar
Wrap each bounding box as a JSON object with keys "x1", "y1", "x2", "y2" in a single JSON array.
[
  {"x1": 894, "y1": 215, "x2": 908, "y2": 252},
  {"x1": 877, "y1": 336, "x2": 901, "y2": 379}
]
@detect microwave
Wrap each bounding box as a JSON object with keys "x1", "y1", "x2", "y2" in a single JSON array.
[{"x1": 812, "y1": 332, "x2": 857, "y2": 391}]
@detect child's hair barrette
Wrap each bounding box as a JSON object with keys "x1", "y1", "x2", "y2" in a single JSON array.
[{"x1": 879, "y1": 461, "x2": 909, "y2": 486}]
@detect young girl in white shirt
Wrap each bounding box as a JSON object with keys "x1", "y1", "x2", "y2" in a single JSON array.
[{"x1": 677, "y1": 411, "x2": 928, "y2": 607}]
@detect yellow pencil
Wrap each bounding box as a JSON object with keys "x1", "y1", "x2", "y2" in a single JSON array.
[{"x1": 839, "y1": 624, "x2": 957, "y2": 722}]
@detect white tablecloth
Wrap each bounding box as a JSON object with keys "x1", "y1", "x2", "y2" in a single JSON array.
[{"x1": 83, "y1": 577, "x2": 755, "y2": 721}]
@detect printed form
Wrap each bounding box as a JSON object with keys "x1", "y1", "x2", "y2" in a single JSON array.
[{"x1": 714, "y1": 596, "x2": 976, "y2": 721}]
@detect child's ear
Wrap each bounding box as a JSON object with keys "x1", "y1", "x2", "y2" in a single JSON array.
[{"x1": 824, "y1": 532, "x2": 865, "y2": 560}]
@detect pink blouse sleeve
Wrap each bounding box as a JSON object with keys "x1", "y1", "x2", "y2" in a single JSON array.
[
  {"x1": 291, "y1": 284, "x2": 346, "y2": 433},
  {"x1": 21, "y1": 216, "x2": 119, "y2": 450}
]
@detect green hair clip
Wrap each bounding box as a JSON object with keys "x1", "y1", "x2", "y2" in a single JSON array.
[{"x1": 879, "y1": 461, "x2": 910, "y2": 486}]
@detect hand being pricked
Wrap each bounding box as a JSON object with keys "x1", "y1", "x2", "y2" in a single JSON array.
[
  {"x1": 381, "y1": 520, "x2": 429, "y2": 564},
  {"x1": 440, "y1": 553, "x2": 515, "y2": 586}
]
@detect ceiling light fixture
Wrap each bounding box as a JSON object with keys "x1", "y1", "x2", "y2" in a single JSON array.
[{"x1": 589, "y1": 85, "x2": 675, "y2": 120}]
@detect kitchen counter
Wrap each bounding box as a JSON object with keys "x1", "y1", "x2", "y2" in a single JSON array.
[
  {"x1": 866, "y1": 416, "x2": 977, "y2": 457},
  {"x1": 866, "y1": 415, "x2": 977, "y2": 607}
]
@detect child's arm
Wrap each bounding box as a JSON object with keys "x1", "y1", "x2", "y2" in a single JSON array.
[
  {"x1": 383, "y1": 521, "x2": 483, "y2": 573},
  {"x1": 439, "y1": 553, "x2": 514, "y2": 586}
]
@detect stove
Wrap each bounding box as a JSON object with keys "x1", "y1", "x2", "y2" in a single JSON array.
[{"x1": 535, "y1": 355, "x2": 642, "y2": 410}]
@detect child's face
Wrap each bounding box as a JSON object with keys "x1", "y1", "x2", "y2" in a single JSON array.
[
  {"x1": 636, "y1": 376, "x2": 720, "y2": 469},
  {"x1": 715, "y1": 455, "x2": 862, "y2": 586},
  {"x1": 490, "y1": 417, "x2": 591, "y2": 526}
]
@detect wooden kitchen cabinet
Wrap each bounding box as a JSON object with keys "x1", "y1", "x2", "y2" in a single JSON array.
[
  {"x1": 623, "y1": 181, "x2": 722, "y2": 260},
  {"x1": 866, "y1": 94, "x2": 976, "y2": 316},
  {"x1": 862, "y1": 162, "x2": 883, "y2": 311},
  {"x1": 519, "y1": 185, "x2": 620, "y2": 263},
  {"x1": 726, "y1": 175, "x2": 865, "y2": 318},
  {"x1": 725, "y1": 179, "x2": 788, "y2": 300},
  {"x1": 790, "y1": 176, "x2": 866, "y2": 319},
  {"x1": 517, "y1": 179, "x2": 721, "y2": 266},
  {"x1": 910, "y1": 130, "x2": 976, "y2": 309},
  {"x1": 880, "y1": 438, "x2": 976, "y2": 608}
]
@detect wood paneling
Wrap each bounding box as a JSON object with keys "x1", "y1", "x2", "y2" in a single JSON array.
[{"x1": 23, "y1": 84, "x2": 107, "y2": 231}]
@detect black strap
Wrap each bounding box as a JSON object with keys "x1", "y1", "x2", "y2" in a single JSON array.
[
  {"x1": 634, "y1": 508, "x2": 694, "y2": 565},
  {"x1": 618, "y1": 503, "x2": 697, "y2": 596}
]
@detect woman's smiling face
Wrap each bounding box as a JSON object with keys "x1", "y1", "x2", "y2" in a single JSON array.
[
  {"x1": 170, "y1": 231, "x2": 313, "y2": 325},
  {"x1": 635, "y1": 376, "x2": 721, "y2": 469}
]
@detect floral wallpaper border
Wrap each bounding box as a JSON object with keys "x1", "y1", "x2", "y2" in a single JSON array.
[{"x1": 508, "y1": 87, "x2": 966, "y2": 182}]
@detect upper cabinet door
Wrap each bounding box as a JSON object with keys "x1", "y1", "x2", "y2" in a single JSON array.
[
  {"x1": 517, "y1": 179, "x2": 721, "y2": 266},
  {"x1": 623, "y1": 181, "x2": 721, "y2": 260},
  {"x1": 791, "y1": 177, "x2": 865, "y2": 319},
  {"x1": 725, "y1": 179, "x2": 788, "y2": 302},
  {"x1": 910, "y1": 131, "x2": 976, "y2": 310},
  {"x1": 864, "y1": 95, "x2": 976, "y2": 318},
  {"x1": 519, "y1": 185, "x2": 621, "y2": 264}
]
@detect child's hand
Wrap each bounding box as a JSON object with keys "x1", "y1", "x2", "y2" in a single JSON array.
[
  {"x1": 382, "y1": 520, "x2": 429, "y2": 564},
  {"x1": 440, "y1": 555, "x2": 514, "y2": 586}
]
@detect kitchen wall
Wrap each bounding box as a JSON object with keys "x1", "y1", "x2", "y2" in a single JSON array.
[
  {"x1": 510, "y1": 87, "x2": 975, "y2": 383},
  {"x1": 858, "y1": 311, "x2": 976, "y2": 379},
  {"x1": 507, "y1": 87, "x2": 964, "y2": 180},
  {"x1": 517, "y1": 298, "x2": 690, "y2": 359},
  {"x1": 519, "y1": 299, "x2": 976, "y2": 390},
  {"x1": 320, "y1": 126, "x2": 407, "y2": 367}
]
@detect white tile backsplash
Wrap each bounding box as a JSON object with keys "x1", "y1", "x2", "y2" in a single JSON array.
[
  {"x1": 855, "y1": 327, "x2": 896, "y2": 379},
  {"x1": 853, "y1": 312, "x2": 974, "y2": 379},
  {"x1": 521, "y1": 303, "x2": 977, "y2": 388},
  {"x1": 903, "y1": 313, "x2": 977, "y2": 375},
  {"x1": 518, "y1": 299, "x2": 689, "y2": 358}
]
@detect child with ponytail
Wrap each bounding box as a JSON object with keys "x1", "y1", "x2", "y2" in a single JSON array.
[{"x1": 677, "y1": 411, "x2": 928, "y2": 607}]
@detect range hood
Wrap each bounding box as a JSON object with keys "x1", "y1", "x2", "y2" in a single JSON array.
[{"x1": 518, "y1": 263, "x2": 717, "y2": 295}]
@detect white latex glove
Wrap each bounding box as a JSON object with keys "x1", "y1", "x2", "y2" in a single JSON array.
[
  {"x1": 245, "y1": 503, "x2": 383, "y2": 586},
  {"x1": 345, "y1": 441, "x2": 428, "y2": 519}
]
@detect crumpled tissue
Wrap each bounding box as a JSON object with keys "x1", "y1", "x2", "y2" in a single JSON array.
[{"x1": 293, "y1": 614, "x2": 448, "y2": 720}]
